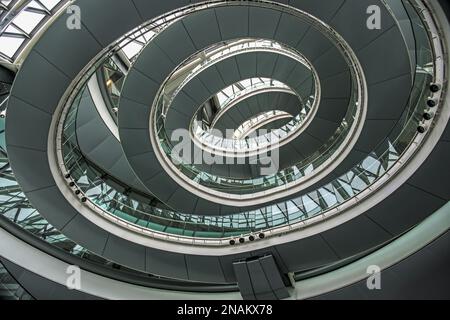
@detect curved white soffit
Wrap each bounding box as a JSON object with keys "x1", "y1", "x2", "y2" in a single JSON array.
[
  {"x1": 0, "y1": 201, "x2": 448, "y2": 300},
  {"x1": 290, "y1": 201, "x2": 450, "y2": 300},
  {"x1": 0, "y1": 227, "x2": 241, "y2": 300}
]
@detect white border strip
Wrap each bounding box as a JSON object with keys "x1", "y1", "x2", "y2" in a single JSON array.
[{"x1": 1, "y1": 201, "x2": 448, "y2": 300}]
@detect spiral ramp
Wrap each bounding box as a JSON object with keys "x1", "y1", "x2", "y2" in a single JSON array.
[{"x1": 0, "y1": 0, "x2": 449, "y2": 300}]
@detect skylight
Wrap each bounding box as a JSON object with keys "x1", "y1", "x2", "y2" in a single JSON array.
[{"x1": 0, "y1": 0, "x2": 67, "y2": 62}]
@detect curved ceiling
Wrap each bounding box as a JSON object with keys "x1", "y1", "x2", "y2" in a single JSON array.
[{"x1": 0, "y1": 0, "x2": 449, "y2": 298}]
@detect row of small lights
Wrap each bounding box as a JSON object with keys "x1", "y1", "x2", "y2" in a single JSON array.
[
  {"x1": 64, "y1": 173, "x2": 88, "y2": 203},
  {"x1": 417, "y1": 83, "x2": 441, "y2": 134},
  {"x1": 229, "y1": 232, "x2": 266, "y2": 246},
  {"x1": 66, "y1": 170, "x2": 268, "y2": 245}
]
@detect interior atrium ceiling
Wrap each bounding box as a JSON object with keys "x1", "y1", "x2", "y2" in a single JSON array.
[{"x1": 0, "y1": 0, "x2": 449, "y2": 302}]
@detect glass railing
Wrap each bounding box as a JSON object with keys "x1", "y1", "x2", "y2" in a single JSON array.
[
  {"x1": 56, "y1": 0, "x2": 435, "y2": 241},
  {"x1": 211, "y1": 78, "x2": 293, "y2": 122},
  {"x1": 232, "y1": 110, "x2": 293, "y2": 139}
]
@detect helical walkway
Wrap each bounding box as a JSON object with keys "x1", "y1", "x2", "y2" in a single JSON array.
[{"x1": 0, "y1": 0, "x2": 449, "y2": 300}]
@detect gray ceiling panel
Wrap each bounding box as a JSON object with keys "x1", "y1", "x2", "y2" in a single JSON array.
[
  {"x1": 76, "y1": 0, "x2": 142, "y2": 46},
  {"x1": 366, "y1": 184, "x2": 446, "y2": 235},
  {"x1": 313, "y1": 47, "x2": 348, "y2": 79},
  {"x1": 286, "y1": 64, "x2": 312, "y2": 91},
  {"x1": 5, "y1": 97, "x2": 51, "y2": 151},
  {"x1": 215, "y1": 6, "x2": 249, "y2": 40},
  {"x1": 330, "y1": 0, "x2": 396, "y2": 51},
  {"x1": 197, "y1": 66, "x2": 226, "y2": 95},
  {"x1": 145, "y1": 248, "x2": 188, "y2": 280},
  {"x1": 10, "y1": 51, "x2": 70, "y2": 113},
  {"x1": 102, "y1": 235, "x2": 146, "y2": 271},
  {"x1": 171, "y1": 91, "x2": 198, "y2": 117},
  {"x1": 256, "y1": 52, "x2": 278, "y2": 78},
  {"x1": 262, "y1": 118, "x2": 292, "y2": 131},
  {"x1": 289, "y1": 0, "x2": 346, "y2": 22},
  {"x1": 313, "y1": 231, "x2": 450, "y2": 300},
  {"x1": 408, "y1": 141, "x2": 450, "y2": 200},
  {"x1": 297, "y1": 29, "x2": 332, "y2": 62},
  {"x1": 272, "y1": 55, "x2": 298, "y2": 81},
  {"x1": 109, "y1": 157, "x2": 148, "y2": 191},
  {"x1": 119, "y1": 128, "x2": 153, "y2": 156},
  {"x1": 223, "y1": 108, "x2": 245, "y2": 127},
  {"x1": 215, "y1": 58, "x2": 242, "y2": 85},
  {"x1": 131, "y1": 0, "x2": 190, "y2": 24},
  {"x1": 194, "y1": 199, "x2": 221, "y2": 216},
  {"x1": 62, "y1": 214, "x2": 110, "y2": 254},
  {"x1": 85, "y1": 136, "x2": 122, "y2": 168},
  {"x1": 75, "y1": 90, "x2": 150, "y2": 193},
  {"x1": 290, "y1": 133, "x2": 323, "y2": 154},
  {"x1": 119, "y1": 97, "x2": 151, "y2": 130},
  {"x1": 320, "y1": 71, "x2": 351, "y2": 99},
  {"x1": 215, "y1": 92, "x2": 300, "y2": 132},
  {"x1": 168, "y1": 188, "x2": 199, "y2": 214},
  {"x1": 305, "y1": 118, "x2": 341, "y2": 143},
  {"x1": 133, "y1": 42, "x2": 176, "y2": 83},
  {"x1": 165, "y1": 109, "x2": 192, "y2": 132},
  {"x1": 329, "y1": 149, "x2": 368, "y2": 179},
  {"x1": 76, "y1": 104, "x2": 110, "y2": 153},
  {"x1": 33, "y1": 17, "x2": 102, "y2": 79},
  {"x1": 355, "y1": 120, "x2": 397, "y2": 153},
  {"x1": 119, "y1": 69, "x2": 160, "y2": 106},
  {"x1": 182, "y1": 9, "x2": 222, "y2": 49},
  {"x1": 26, "y1": 187, "x2": 78, "y2": 230},
  {"x1": 76, "y1": 91, "x2": 96, "y2": 127},
  {"x1": 273, "y1": 12, "x2": 309, "y2": 48},
  {"x1": 182, "y1": 78, "x2": 212, "y2": 105},
  {"x1": 220, "y1": 253, "x2": 253, "y2": 283},
  {"x1": 145, "y1": 172, "x2": 178, "y2": 203},
  {"x1": 278, "y1": 144, "x2": 303, "y2": 168},
  {"x1": 6, "y1": 147, "x2": 55, "y2": 193},
  {"x1": 316, "y1": 98, "x2": 350, "y2": 123},
  {"x1": 441, "y1": 123, "x2": 450, "y2": 142},
  {"x1": 357, "y1": 26, "x2": 412, "y2": 85},
  {"x1": 235, "y1": 54, "x2": 258, "y2": 80},
  {"x1": 321, "y1": 215, "x2": 392, "y2": 258},
  {"x1": 154, "y1": 21, "x2": 198, "y2": 62},
  {"x1": 367, "y1": 74, "x2": 411, "y2": 120},
  {"x1": 216, "y1": 114, "x2": 237, "y2": 131},
  {"x1": 249, "y1": 7, "x2": 281, "y2": 39},
  {"x1": 259, "y1": 256, "x2": 290, "y2": 299},
  {"x1": 186, "y1": 255, "x2": 226, "y2": 283},
  {"x1": 247, "y1": 247, "x2": 289, "y2": 274},
  {"x1": 292, "y1": 75, "x2": 314, "y2": 98},
  {"x1": 127, "y1": 152, "x2": 161, "y2": 182},
  {"x1": 210, "y1": 163, "x2": 231, "y2": 177}
]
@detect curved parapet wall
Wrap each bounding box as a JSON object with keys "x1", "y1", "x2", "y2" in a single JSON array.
[{"x1": 3, "y1": 0, "x2": 450, "y2": 287}]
